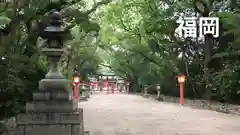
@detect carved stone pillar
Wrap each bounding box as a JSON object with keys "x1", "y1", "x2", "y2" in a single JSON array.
[{"x1": 15, "y1": 10, "x2": 85, "y2": 135}]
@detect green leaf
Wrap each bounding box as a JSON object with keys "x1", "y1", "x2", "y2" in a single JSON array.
[
  {"x1": 139, "y1": 23, "x2": 145, "y2": 37},
  {"x1": 0, "y1": 16, "x2": 11, "y2": 26},
  {"x1": 148, "y1": 39, "x2": 159, "y2": 53}
]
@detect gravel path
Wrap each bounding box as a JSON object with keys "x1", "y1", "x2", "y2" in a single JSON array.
[{"x1": 78, "y1": 93, "x2": 240, "y2": 135}]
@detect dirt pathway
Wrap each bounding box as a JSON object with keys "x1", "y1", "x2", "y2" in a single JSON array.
[{"x1": 78, "y1": 93, "x2": 240, "y2": 135}]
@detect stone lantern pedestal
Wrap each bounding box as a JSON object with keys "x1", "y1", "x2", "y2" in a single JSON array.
[
  {"x1": 15, "y1": 10, "x2": 85, "y2": 135},
  {"x1": 157, "y1": 91, "x2": 161, "y2": 97},
  {"x1": 144, "y1": 89, "x2": 148, "y2": 95}
]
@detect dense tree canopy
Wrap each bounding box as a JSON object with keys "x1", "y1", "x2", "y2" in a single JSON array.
[
  {"x1": 0, "y1": 0, "x2": 110, "y2": 120},
  {"x1": 97, "y1": 0, "x2": 240, "y2": 103},
  {"x1": 0, "y1": 0, "x2": 240, "y2": 120}
]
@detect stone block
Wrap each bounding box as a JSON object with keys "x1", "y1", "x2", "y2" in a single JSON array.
[
  {"x1": 15, "y1": 126, "x2": 25, "y2": 135},
  {"x1": 51, "y1": 91, "x2": 71, "y2": 100},
  {"x1": 16, "y1": 112, "x2": 83, "y2": 125},
  {"x1": 33, "y1": 92, "x2": 51, "y2": 100},
  {"x1": 25, "y1": 125, "x2": 71, "y2": 135},
  {"x1": 42, "y1": 48, "x2": 65, "y2": 57},
  {"x1": 71, "y1": 124, "x2": 84, "y2": 135},
  {"x1": 83, "y1": 91, "x2": 90, "y2": 97},
  {"x1": 39, "y1": 79, "x2": 71, "y2": 91},
  {"x1": 33, "y1": 91, "x2": 71, "y2": 101},
  {"x1": 71, "y1": 125, "x2": 80, "y2": 135},
  {"x1": 26, "y1": 101, "x2": 78, "y2": 113},
  {"x1": 76, "y1": 115, "x2": 84, "y2": 135}
]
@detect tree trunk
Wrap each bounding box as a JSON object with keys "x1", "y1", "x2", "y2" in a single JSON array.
[{"x1": 203, "y1": 34, "x2": 214, "y2": 109}]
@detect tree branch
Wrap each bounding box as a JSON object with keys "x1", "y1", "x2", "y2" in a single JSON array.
[
  {"x1": 138, "y1": 51, "x2": 161, "y2": 66},
  {"x1": 97, "y1": 45, "x2": 136, "y2": 73},
  {"x1": 193, "y1": 0, "x2": 210, "y2": 17},
  {"x1": 78, "y1": 43, "x2": 98, "y2": 67},
  {"x1": 99, "y1": 63, "x2": 126, "y2": 76},
  {"x1": 119, "y1": 19, "x2": 134, "y2": 32},
  {"x1": 85, "y1": 0, "x2": 112, "y2": 15},
  {"x1": 212, "y1": 51, "x2": 240, "y2": 59}
]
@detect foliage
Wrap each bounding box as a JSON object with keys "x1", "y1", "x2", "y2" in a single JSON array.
[
  {"x1": 0, "y1": 0, "x2": 111, "y2": 120},
  {"x1": 1, "y1": 0, "x2": 240, "y2": 121},
  {"x1": 95, "y1": 0, "x2": 240, "y2": 103}
]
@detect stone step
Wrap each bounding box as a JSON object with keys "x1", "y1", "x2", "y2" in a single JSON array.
[
  {"x1": 84, "y1": 131, "x2": 90, "y2": 135},
  {"x1": 16, "y1": 112, "x2": 83, "y2": 125},
  {"x1": 25, "y1": 101, "x2": 78, "y2": 113},
  {"x1": 32, "y1": 91, "x2": 72, "y2": 101}
]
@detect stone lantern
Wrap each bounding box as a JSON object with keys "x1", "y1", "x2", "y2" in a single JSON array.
[
  {"x1": 156, "y1": 84, "x2": 161, "y2": 97},
  {"x1": 16, "y1": 10, "x2": 85, "y2": 135},
  {"x1": 41, "y1": 10, "x2": 65, "y2": 79},
  {"x1": 144, "y1": 85, "x2": 148, "y2": 95},
  {"x1": 126, "y1": 82, "x2": 130, "y2": 93}
]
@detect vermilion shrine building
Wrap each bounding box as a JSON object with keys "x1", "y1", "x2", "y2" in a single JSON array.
[{"x1": 89, "y1": 73, "x2": 126, "y2": 92}]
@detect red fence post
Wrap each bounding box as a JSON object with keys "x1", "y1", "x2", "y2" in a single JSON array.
[{"x1": 180, "y1": 82, "x2": 184, "y2": 105}]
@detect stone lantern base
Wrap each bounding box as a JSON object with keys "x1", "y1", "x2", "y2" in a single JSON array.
[
  {"x1": 144, "y1": 90, "x2": 148, "y2": 95},
  {"x1": 15, "y1": 50, "x2": 85, "y2": 135},
  {"x1": 157, "y1": 91, "x2": 161, "y2": 97},
  {"x1": 15, "y1": 78, "x2": 85, "y2": 135},
  {"x1": 15, "y1": 112, "x2": 84, "y2": 135}
]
